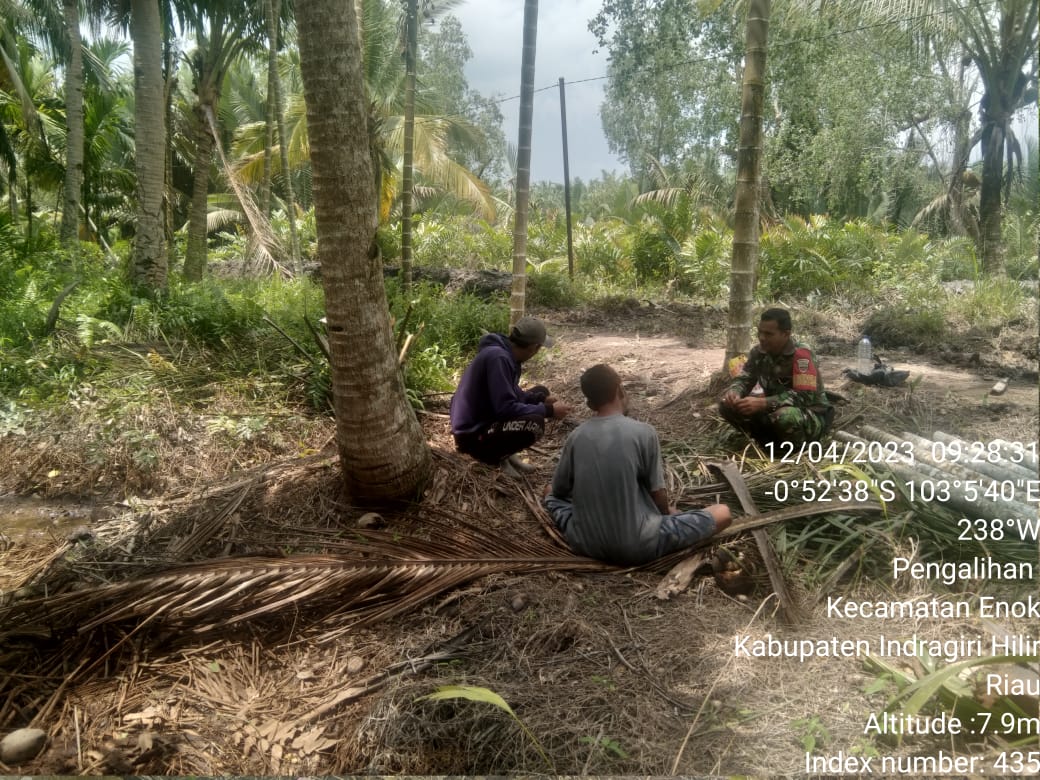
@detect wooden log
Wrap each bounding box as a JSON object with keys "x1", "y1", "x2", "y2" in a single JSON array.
[{"x1": 932, "y1": 431, "x2": 1037, "y2": 482}]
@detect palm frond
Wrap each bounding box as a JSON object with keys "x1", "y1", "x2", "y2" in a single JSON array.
[
  {"x1": 0, "y1": 492, "x2": 878, "y2": 641},
  {"x1": 203, "y1": 103, "x2": 289, "y2": 276},
  {"x1": 385, "y1": 115, "x2": 494, "y2": 217},
  {"x1": 634, "y1": 186, "x2": 686, "y2": 209},
  {"x1": 207, "y1": 207, "x2": 244, "y2": 232}
]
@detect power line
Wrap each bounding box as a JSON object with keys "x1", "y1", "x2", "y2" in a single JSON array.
[{"x1": 489, "y1": 3, "x2": 998, "y2": 105}]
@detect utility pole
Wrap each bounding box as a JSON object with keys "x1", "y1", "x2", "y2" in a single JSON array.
[{"x1": 558, "y1": 77, "x2": 575, "y2": 279}]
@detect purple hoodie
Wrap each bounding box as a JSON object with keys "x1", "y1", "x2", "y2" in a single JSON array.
[{"x1": 450, "y1": 333, "x2": 550, "y2": 435}]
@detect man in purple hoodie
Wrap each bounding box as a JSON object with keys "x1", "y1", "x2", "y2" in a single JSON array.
[{"x1": 450, "y1": 317, "x2": 572, "y2": 475}]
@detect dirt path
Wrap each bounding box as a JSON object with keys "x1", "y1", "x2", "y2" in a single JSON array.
[
  {"x1": 533, "y1": 326, "x2": 724, "y2": 406},
  {"x1": 528, "y1": 321, "x2": 1038, "y2": 444}
]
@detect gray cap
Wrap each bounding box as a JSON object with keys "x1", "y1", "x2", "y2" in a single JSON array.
[{"x1": 510, "y1": 316, "x2": 554, "y2": 348}]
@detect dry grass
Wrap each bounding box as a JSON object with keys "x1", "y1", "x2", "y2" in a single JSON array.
[
  {"x1": 0, "y1": 428, "x2": 869, "y2": 775},
  {"x1": 1, "y1": 432, "x2": 1025, "y2": 776},
  {"x1": 0, "y1": 304, "x2": 1035, "y2": 776},
  {"x1": 0, "y1": 378, "x2": 336, "y2": 498}
]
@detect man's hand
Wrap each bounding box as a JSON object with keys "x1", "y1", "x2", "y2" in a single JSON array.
[
  {"x1": 733, "y1": 396, "x2": 768, "y2": 415},
  {"x1": 550, "y1": 401, "x2": 572, "y2": 419},
  {"x1": 527, "y1": 384, "x2": 551, "y2": 402},
  {"x1": 544, "y1": 395, "x2": 557, "y2": 405},
  {"x1": 721, "y1": 390, "x2": 740, "y2": 408}
]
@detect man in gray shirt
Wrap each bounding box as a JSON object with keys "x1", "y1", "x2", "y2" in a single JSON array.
[{"x1": 544, "y1": 364, "x2": 731, "y2": 566}]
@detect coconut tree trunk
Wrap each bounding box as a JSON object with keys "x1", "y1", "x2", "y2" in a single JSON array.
[
  {"x1": 163, "y1": 8, "x2": 177, "y2": 249},
  {"x1": 947, "y1": 106, "x2": 979, "y2": 242},
  {"x1": 977, "y1": 105, "x2": 1008, "y2": 274},
  {"x1": 60, "y1": 0, "x2": 84, "y2": 252},
  {"x1": 130, "y1": 0, "x2": 168, "y2": 294},
  {"x1": 261, "y1": 0, "x2": 276, "y2": 218},
  {"x1": 725, "y1": 0, "x2": 769, "y2": 365},
  {"x1": 509, "y1": 0, "x2": 538, "y2": 328},
  {"x1": 181, "y1": 8, "x2": 254, "y2": 283},
  {"x1": 273, "y1": 48, "x2": 300, "y2": 272},
  {"x1": 971, "y1": 0, "x2": 1037, "y2": 275},
  {"x1": 400, "y1": 0, "x2": 418, "y2": 290},
  {"x1": 266, "y1": 0, "x2": 300, "y2": 271},
  {"x1": 183, "y1": 99, "x2": 215, "y2": 281},
  {"x1": 296, "y1": 0, "x2": 431, "y2": 502}
]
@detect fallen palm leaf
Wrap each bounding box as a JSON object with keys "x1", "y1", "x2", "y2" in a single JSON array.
[
  {"x1": 418, "y1": 685, "x2": 553, "y2": 772},
  {"x1": 0, "y1": 495, "x2": 880, "y2": 642},
  {"x1": 0, "y1": 554, "x2": 607, "y2": 639},
  {"x1": 710, "y1": 460, "x2": 803, "y2": 625}
]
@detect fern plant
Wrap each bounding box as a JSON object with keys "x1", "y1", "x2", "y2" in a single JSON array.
[{"x1": 74, "y1": 313, "x2": 124, "y2": 347}]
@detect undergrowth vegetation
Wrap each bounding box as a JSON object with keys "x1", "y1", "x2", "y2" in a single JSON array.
[
  {"x1": 0, "y1": 210, "x2": 1035, "y2": 495},
  {"x1": 1, "y1": 210, "x2": 1036, "y2": 420}
]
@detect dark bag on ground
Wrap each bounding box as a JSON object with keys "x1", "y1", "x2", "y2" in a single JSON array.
[{"x1": 843, "y1": 360, "x2": 910, "y2": 387}]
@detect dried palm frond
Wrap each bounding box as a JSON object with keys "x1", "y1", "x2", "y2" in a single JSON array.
[
  {"x1": 0, "y1": 539, "x2": 71, "y2": 594},
  {"x1": 0, "y1": 493, "x2": 880, "y2": 642},
  {"x1": 0, "y1": 553, "x2": 608, "y2": 640}
]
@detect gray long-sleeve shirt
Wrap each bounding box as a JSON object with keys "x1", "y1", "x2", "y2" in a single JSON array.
[{"x1": 551, "y1": 414, "x2": 665, "y2": 565}]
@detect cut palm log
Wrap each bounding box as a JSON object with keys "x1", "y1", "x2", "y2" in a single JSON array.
[
  {"x1": 850, "y1": 428, "x2": 1038, "y2": 523},
  {"x1": 931, "y1": 431, "x2": 1037, "y2": 483}
]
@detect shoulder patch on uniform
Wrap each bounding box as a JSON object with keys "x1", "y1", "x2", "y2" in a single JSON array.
[{"x1": 791, "y1": 346, "x2": 818, "y2": 390}]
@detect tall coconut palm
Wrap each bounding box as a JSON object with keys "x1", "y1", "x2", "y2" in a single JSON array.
[
  {"x1": 129, "y1": 0, "x2": 168, "y2": 293},
  {"x1": 2, "y1": 36, "x2": 68, "y2": 241},
  {"x1": 59, "y1": 0, "x2": 84, "y2": 249},
  {"x1": 259, "y1": 0, "x2": 275, "y2": 217},
  {"x1": 80, "y1": 38, "x2": 133, "y2": 244},
  {"x1": 725, "y1": 0, "x2": 769, "y2": 365},
  {"x1": 7, "y1": 0, "x2": 88, "y2": 249},
  {"x1": 295, "y1": 0, "x2": 431, "y2": 501},
  {"x1": 400, "y1": 0, "x2": 418, "y2": 289},
  {"x1": 400, "y1": 0, "x2": 464, "y2": 289},
  {"x1": 224, "y1": 49, "x2": 311, "y2": 211},
  {"x1": 230, "y1": 6, "x2": 493, "y2": 225},
  {"x1": 852, "y1": 0, "x2": 1038, "y2": 274},
  {"x1": 0, "y1": 17, "x2": 39, "y2": 222},
  {"x1": 265, "y1": 0, "x2": 300, "y2": 270},
  {"x1": 509, "y1": 0, "x2": 537, "y2": 328},
  {"x1": 5, "y1": 0, "x2": 97, "y2": 256},
  {"x1": 2, "y1": 0, "x2": 64, "y2": 228},
  {"x1": 179, "y1": 0, "x2": 262, "y2": 281}
]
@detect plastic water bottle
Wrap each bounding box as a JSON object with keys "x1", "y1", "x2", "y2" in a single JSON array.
[{"x1": 857, "y1": 336, "x2": 873, "y2": 375}]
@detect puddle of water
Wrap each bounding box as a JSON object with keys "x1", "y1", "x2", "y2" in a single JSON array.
[{"x1": 0, "y1": 495, "x2": 95, "y2": 546}]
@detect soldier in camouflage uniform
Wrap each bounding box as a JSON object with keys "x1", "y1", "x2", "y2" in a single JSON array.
[{"x1": 719, "y1": 308, "x2": 832, "y2": 446}]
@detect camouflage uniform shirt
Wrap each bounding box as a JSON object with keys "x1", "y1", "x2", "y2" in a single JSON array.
[{"x1": 727, "y1": 339, "x2": 831, "y2": 414}]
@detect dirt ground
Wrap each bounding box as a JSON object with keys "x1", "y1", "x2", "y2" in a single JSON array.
[
  {"x1": 1, "y1": 303, "x2": 1037, "y2": 776},
  {"x1": 530, "y1": 302, "x2": 1038, "y2": 446}
]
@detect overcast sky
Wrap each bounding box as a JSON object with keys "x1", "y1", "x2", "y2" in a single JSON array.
[
  {"x1": 447, "y1": 2, "x2": 1037, "y2": 185},
  {"x1": 450, "y1": 0, "x2": 623, "y2": 184}
]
